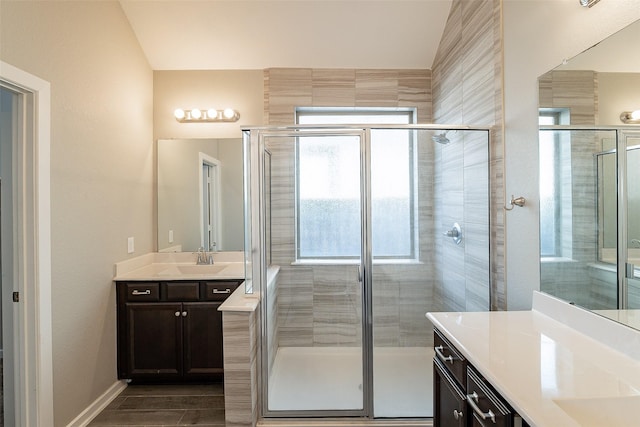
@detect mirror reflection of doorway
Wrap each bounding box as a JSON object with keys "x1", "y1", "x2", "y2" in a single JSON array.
[
  {"x1": 1, "y1": 82, "x2": 17, "y2": 427},
  {"x1": 200, "y1": 154, "x2": 220, "y2": 252}
]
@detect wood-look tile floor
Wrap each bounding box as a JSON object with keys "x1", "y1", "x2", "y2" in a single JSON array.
[{"x1": 88, "y1": 383, "x2": 226, "y2": 426}]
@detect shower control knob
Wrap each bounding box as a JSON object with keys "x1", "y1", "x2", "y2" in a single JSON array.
[
  {"x1": 444, "y1": 223, "x2": 463, "y2": 245},
  {"x1": 445, "y1": 229, "x2": 459, "y2": 237}
]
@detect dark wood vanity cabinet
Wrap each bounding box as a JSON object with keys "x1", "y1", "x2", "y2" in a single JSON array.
[
  {"x1": 433, "y1": 328, "x2": 529, "y2": 427},
  {"x1": 116, "y1": 280, "x2": 241, "y2": 382}
]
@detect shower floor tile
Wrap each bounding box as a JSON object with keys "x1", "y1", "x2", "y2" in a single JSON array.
[{"x1": 267, "y1": 346, "x2": 433, "y2": 417}]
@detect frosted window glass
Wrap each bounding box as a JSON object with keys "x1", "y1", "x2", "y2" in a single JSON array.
[{"x1": 296, "y1": 110, "x2": 415, "y2": 259}]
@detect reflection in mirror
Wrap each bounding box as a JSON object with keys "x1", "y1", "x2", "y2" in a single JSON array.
[
  {"x1": 538, "y1": 19, "x2": 640, "y2": 330},
  {"x1": 539, "y1": 19, "x2": 640, "y2": 126},
  {"x1": 157, "y1": 138, "x2": 243, "y2": 253}
]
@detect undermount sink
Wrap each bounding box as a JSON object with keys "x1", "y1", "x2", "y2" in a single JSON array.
[
  {"x1": 176, "y1": 264, "x2": 227, "y2": 275},
  {"x1": 553, "y1": 395, "x2": 640, "y2": 426}
]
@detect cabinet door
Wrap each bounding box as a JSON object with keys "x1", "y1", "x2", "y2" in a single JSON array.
[
  {"x1": 124, "y1": 302, "x2": 183, "y2": 378},
  {"x1": 182, "y1": 302, "x2": 224, "y2": 377},
  {"x1": 434, "y1": 359, "x2": 466, "y2": 427}
]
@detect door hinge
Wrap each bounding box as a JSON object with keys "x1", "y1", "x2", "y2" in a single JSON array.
[{"x1": 13, "y1": 292, "x2": 19, "y2": 302}]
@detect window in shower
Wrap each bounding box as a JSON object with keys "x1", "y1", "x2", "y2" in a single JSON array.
[
  {"x1": 539, "y1": 109, "x2": 570, "y2": 258},
  {"x1": 295, "y1": 108, "x2": 417, "y2": 260}
]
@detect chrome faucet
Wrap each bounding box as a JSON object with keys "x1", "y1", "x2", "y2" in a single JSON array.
[{"x1": 196, "y1": 246, "x2": 215, "y2": 265}]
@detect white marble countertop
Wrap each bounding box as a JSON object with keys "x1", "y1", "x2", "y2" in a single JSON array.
[
  {"x1": 113, "y1": 251, "x2": 245, "y2": 281},
  {"x1": 427, "y1": 292, "x2": 640, "y2": 427}
]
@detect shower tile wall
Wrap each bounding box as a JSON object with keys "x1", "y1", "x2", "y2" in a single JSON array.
[
  {"x1": 431, "y1": 0, "x2": 500, "y2": 311},
  {"x1": 264, "y1": 68, "x2": 435, "y2": 348}
]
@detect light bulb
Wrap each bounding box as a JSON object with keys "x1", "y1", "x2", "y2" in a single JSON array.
[
  {"x1": 207, "y1": 108, "x2": 217, "y2": 119},
  {"x1": 223, "y1": 108, "x2": 235, "y2": 119},
  {"x1": 191, "y1": 108, "x2": 202, "y2": 119},
  {"x1": 174, "y1": 109, "x2": 185, "y2": 120},
  {"x1": 631, "y1": 110, "x2": 640, "y2": 120}
]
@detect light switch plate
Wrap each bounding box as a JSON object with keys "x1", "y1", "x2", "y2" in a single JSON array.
[
  {"x1": 127, "y1": 237, "x2": 134, "y2": 254},
  {"x1": 169, "y1": 230, "x2": 174, "y2": 243}
]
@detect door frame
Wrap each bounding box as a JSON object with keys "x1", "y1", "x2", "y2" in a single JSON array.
[
  {"x1": 617, "y1": 130, "x2": 640, "y2": 308},
  {"x1": 257, "y1": 129, "x2": 371, "y2": 418},
  {"x1": 0, "y1": 60, "x2": 54, "y2": 426},
  {"x1": 198, "y1": 152, "x2": 221, "y2": 251}
]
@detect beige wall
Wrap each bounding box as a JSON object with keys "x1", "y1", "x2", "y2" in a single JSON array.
[
  {"x1": 153, "y1": 70, "x2": 264, "y2": 140},
  {"x1": 598, "y1": 72, "x2": 640, "y2": 125},
  {"x1": 503, "y1": 0, "x2": 640, "y2": 310},
  {"x1": 1, "y1": 1, "x2": 154, "y2": 425}
]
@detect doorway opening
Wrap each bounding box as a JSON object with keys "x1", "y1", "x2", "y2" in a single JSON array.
[{"x1": 0, "y1": 61, "x2": 54, "y2": 426}]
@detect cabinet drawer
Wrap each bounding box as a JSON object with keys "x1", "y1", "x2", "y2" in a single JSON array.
[
  {"x1": 434, "y1": 329, "x2": 467, "y2": 388},
  {"x1": 166, "y1": 282, "x2": 200, "y2": 301},
  {"x1": 204, "y1": 281, "x2": 239, "y2": 301},
  {"x1": 124, "y1": 283, "x2": 160, "y2": 301},
  {"x1": 467, "y1": 366, "x2": 513, "y2": 427}
]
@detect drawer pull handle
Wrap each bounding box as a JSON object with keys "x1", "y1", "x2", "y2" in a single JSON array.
[
  {"x1": 467, "y1": 392, "x2": 496, "y2": 424},
  {"x1": 453, "y1": 409, "x2": 463, "y2": 420},
  {"x1": 182, "y1": 311, "x2": 187, "y2": 317},
  {"x1": 213, "y1": 288, "x2": 231, "y2": 294},
  {"x1": 434, "y1": 345, "x2": 454, "y2": 364},
  {"x1": 174, "y1": 311, "x2": 180, "y2": 317},
  {"x1": 131, "y1": 290, "x2": 151, "y2": 296}
]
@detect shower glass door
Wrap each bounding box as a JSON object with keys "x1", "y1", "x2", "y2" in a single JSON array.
[
  {"x1": 624, "y1": 133, "x2": 640, "y2": 310},
  {"x1": 369, "y1": 127, "x2": 430, "y2": 418},
  {"x1": 252, "y1": 126, "x2": 492, "y2": 419},
  {"x1": 261, "y1": 130, "x2": 367, "y2": 416},
  {"x1": 369, "y1": 128, "x2": 490, "y2": 418}
]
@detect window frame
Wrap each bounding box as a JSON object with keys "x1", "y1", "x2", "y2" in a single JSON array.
[
  {"x1": 294, "y1": 107, "x2": 418, "y2": 261},
  {"x1": 539, "y1": 109, "x2": 568, "y2": 258}
]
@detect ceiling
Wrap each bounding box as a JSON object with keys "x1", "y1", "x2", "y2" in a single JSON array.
[{"x1": 119, "y1": 0, "x2": 453, "y2": 71}]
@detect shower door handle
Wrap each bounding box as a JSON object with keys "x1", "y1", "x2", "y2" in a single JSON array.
[
  {"x1": 358, "y1": 265, "x2": 363, "y2": 284},
  {"x1": 626, "y1": 263, "x2": 637, "y2": 279}
]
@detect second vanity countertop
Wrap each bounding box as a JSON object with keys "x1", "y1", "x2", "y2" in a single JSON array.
[
  {"x1": 427, "y1": 292, "x2": 640, "y2": 427},
  {"x1": 113, "y1": 251, "x2": 245, "y2": 281}
]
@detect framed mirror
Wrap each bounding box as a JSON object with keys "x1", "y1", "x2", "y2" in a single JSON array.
[{"x1": 157, "y1": 138, "x2": 244, "y2": 253}]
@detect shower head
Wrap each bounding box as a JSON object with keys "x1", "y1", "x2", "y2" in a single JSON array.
[{"x1": 432, "y1": 132, "x2": 450, "y2": 145}]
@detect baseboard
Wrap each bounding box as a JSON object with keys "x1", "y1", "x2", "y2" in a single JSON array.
[{"x1": 65, "y1": 380, "x2": 128, "y2": 427}]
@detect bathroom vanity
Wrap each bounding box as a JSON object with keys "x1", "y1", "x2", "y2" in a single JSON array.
[
  {"x1": 433, "y1": 328, "x2": 525, "y2": 427},
  {"x1": 113, "y1": 252, "x2": 245, "y2": 382},
  {"x1": 428, "y1": 291, "x2": 640, "y2": 427}
]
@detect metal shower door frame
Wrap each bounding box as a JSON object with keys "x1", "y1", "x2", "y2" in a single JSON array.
[{"x1": 256, "y1": 127, "x2": 373, "y2": 419}]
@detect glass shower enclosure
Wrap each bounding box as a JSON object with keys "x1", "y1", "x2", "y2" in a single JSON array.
[
  {"x1": 243, "y1": 125, "x2": 491, "y2": 419},
  {"x1": 539, "y1": 127, "x2": 640, "y2": 312}
]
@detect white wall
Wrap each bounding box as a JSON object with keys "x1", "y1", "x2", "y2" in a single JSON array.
[
  {"x1": 0, "y1": 2, "x2": 154, "y2": 425},
  {"x1": 503, "y1": 0, "x2": 640, "y2": 309}
]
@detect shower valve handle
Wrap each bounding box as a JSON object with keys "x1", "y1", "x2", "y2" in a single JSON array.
[
  {"x1": 444, "y1": 229, "x2": 459, "y2": 238},
  {"x1": 444, "y1": 223, "x2": 463, "y2": 245}
]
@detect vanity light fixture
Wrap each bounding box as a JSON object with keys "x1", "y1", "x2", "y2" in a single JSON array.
[
  {"x1": 173, "y1": 108, "x2": 240, "y2": 123},
  {"x1": 620, "y1": 110, "x2": 640, "y2": 124}
]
